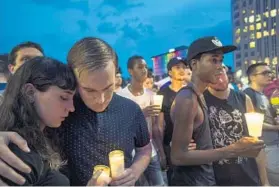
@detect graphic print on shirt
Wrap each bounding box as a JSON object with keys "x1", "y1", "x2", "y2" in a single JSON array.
[{"x1": 209, "y1": 106, "x2": 247, "y2": 165}]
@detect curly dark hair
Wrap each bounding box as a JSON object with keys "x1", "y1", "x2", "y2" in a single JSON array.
[{"x1": 0, "y1": 56, "x2": 76, "y2": 168}]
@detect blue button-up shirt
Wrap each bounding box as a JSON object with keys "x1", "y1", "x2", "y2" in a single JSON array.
[{"x1": 56, "y1": 94, "x2": 150, "y2": 185}]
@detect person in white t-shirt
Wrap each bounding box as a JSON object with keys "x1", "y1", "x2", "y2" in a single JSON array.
[{"x1": 118, "y1": 55, "x2": 165, "y2": 186}]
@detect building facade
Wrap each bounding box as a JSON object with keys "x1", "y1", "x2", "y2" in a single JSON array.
[{"x1": 232, "y1": 0, "x2": 279, "y2": 81}]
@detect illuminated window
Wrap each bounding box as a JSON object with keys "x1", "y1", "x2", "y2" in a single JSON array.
[
  {"x1": 243, "y1": 10, "x2": 246, "y2": 14},
  {"x1": 244, "y1": 17, "x2": 248, "y2": 23},
  {"x1": 249, "y1": 25, "x2": 255, "y2": 31},
  {"x1": 274, "y1": 22, "x2": 277, "y2": 27},
  {"x1": 249, "y1": 15, "x2": 255, "y2": 23},
  {"x1": 244, "y1": 61, "x2": 248, "y2": 64},
  {"x1": 235, "y1": 28, "x2": 241, "y2": 35},
  {"x1": 241, "y1": 77, "x2": 248, "y2": 85},
  {"x1": 263, "y1": 30, "x2": 269, "y2": 36},
  {"x1": 243, "y1": 26, "x2": 248, "y2": 32},
  {"x1": 265, "y1": 57, "x2": 270, "y2": 65},
  {"x1": 251, "y1": 10, "x2": 254, "y2": 14},
  {"x1": 271, "y1": 9, "x2": 277, "y2": 17},
  {"x1": 256, "y1": 23, "x2": 261, "y2": 30},
  {"x1": 251, "y1": 60, "x2": 256, "y2": 64},
  {"x1": 256, "y1": 32, "x2": 262, "y2": 39},
  {"x1": 272, "y1": 57, "x2": 278, "y2": 65},
  {"x1": 236, "y1": 37, "x2": 241, "y2": 44},
  {"x1": 256, "y1": 15, "x2": 261, "y2": 22},
  {"x1": 249, "y1": 41, "x2": 256, "y2": 48},
  {"x1": 236, "y1": 70, "x2": 242, "y2": 78},
  {"x1": 250, "y1": 33, "x2": 255, "y2": 39},
  {"x1": 271, "y1": 29, "x2": 276, "y2": 35},
  {"x1": 263, "y1": 22, "x2": 267, "y2": 27},
  {"x1": 264, "y1": 11, "x2": 269, "y2": 17}
]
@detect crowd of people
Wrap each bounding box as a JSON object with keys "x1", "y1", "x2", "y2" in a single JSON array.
[{"x1": 0, "y1": 35, "x2": 278, "y2": 186}]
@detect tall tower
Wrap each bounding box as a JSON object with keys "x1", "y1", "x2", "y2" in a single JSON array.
[{"x1": 231, "y1": 0, "x2": 279, "y2": 80}]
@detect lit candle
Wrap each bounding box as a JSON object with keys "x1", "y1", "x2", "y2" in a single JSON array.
[
  {"x1": 93, "y1": 165, "x2": 111, "y2": 186},
  {"x1": 152, "y1": 95, "x2": 164, "y2": 109},
  {"x1": 244, "y1": 112, "x2": 264, "y2": 137},
  {"x1": 109, "y1": 150, "x2": 125, "y2": 178}
]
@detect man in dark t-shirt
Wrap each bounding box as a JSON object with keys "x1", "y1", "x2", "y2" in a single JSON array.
[
  {"x1": 204, "y1": 66, "x2": 268, "y2": 186},
  {"x1": 244, "y1": 63, "x2": 279, "y2": 185},
  {"x1": 156, "y1": 57, "x2": 191, "y2": 183}
]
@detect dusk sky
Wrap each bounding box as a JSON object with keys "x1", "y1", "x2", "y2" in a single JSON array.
[{"x1": 0, "y1": 0, "x2": 233, "y2": 78}]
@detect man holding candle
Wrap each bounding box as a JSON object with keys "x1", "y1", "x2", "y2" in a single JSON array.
[
  {"x1": 156, "y1": 57, "x2": 193, "y2": 183},
  {"x1": 170, "y1": 36, "x2": 265, "y2": 186},
  {"x1": 244, "y1": 63, "x2": 279, "y2": 186},
  {"x1": 117, "y1": 55, "x2": 165, "y2": 186},
  {"x1": 0, "y1": 37, "x2": 152, "y2": 186},
  {"x1": 203, "y1": 65, "x2": 268, "y2": 185}
]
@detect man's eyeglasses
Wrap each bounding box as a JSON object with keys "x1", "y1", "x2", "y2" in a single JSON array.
[{"x1": 254, "y1": 71, "x2": 273, "y2": 76}]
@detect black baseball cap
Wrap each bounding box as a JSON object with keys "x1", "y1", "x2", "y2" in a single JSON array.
[
  {"x1": 167, "y1": 57, "x2": 187, "y2": 71},
  {"x1": 186, "y1": 36, "x2": 237, "y2": 62}
]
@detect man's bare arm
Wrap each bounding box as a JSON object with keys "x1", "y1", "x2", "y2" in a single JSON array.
[
  {"x1": 263, "y1": 123, "x2": 279, "y2": 131},
  {"x1": 157, "y1": 113, "x2": 165, "y2": 139},
  {"x1": 245, "y1": 95, "x2": 255, "y2": 113},
  {"x1": 170, "y1": 89, "x2": 232, "y2": 165},
  {"x1": 152, "y1": 116, "x2": 164, "y2": 156},
  {"x1": 255, "y1": 150, "x2": 269, "y2": 185},
  {"x1": 152, "y1": 116, "x2": 166, "y2": 169},
  {"x1": 170, "y1": 89, "x2": 265, "y2": 166},
  {"x1": 130, "y1": 143, "x2": 152, "y2": 179}
]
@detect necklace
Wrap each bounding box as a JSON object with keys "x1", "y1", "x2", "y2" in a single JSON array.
[
  {"x1": 128, "y1": 84, "x2": 144, "y2": 96},
  {"x1": 189, "y1": 82, "x2": 208, "y2": 110}
]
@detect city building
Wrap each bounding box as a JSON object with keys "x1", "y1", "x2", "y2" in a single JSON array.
[
  {"x1": 231, "y1": 0, "x2": 279, "y2": 81},
  {"x1": 151, "y1": 45, "x2": 188, "y2": 80}
]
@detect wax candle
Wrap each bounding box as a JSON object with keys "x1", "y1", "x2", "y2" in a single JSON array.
[
  {"x1": 109, "y1": 150, "x2": 125, "y2": 178},
  {"x1": 244, "y1": 112, "x2": 264, "y2": 137},
  {"x1": 152, "y1": 95, "x2": 164, "y2": 109},
  {"x1": 93, "y1": 165, "x2": 111, "y2": 186}
]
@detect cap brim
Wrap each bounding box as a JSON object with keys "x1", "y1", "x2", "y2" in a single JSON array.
[
  {"x1": 205, "y1": 45, "x2": 237, "y2": 54},
  {"x1": 186, "y1": 45, "x2": 237, "y2": 63},
  {"x1": 168, "y1": 59, "x2": 187, "y2": 70},
  {"x1": 218, "y1": 45, "x2": 237, "y2": 54}
]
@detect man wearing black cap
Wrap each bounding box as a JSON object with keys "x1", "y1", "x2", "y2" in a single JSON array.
[
  {"x1": 170, "y1": 36, "x2": 265, "y2": 185},
  {"x1": 155, "y1": 57, "x2": 194, "y2": 184}
]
